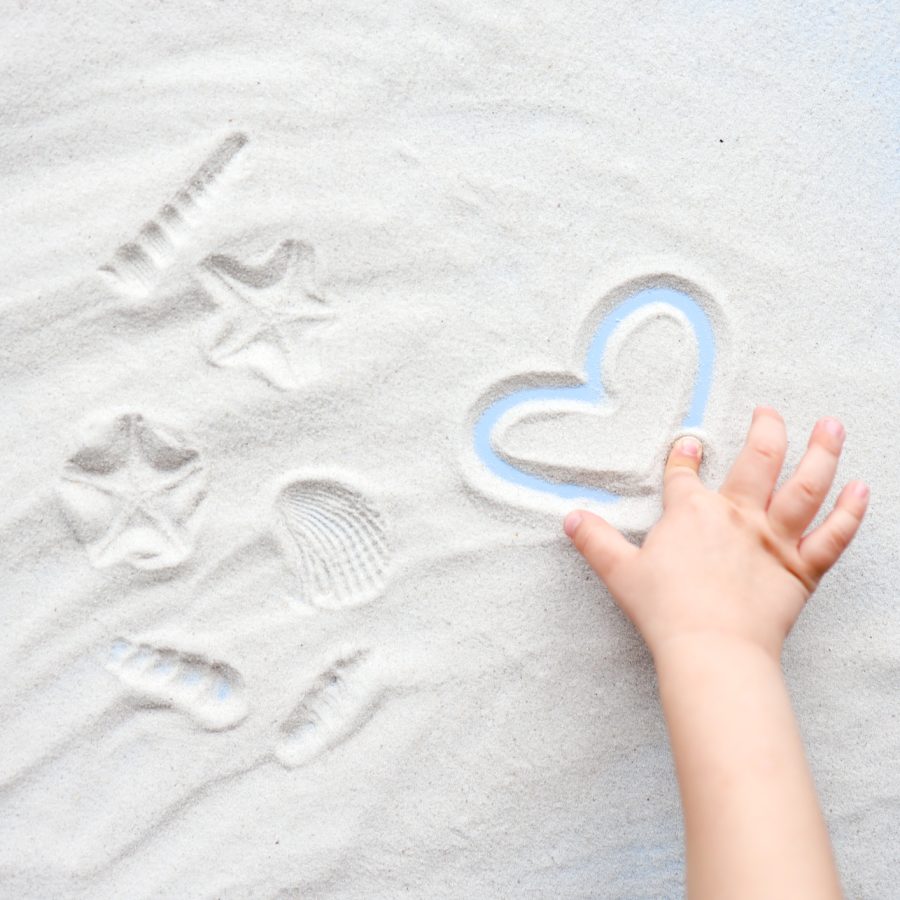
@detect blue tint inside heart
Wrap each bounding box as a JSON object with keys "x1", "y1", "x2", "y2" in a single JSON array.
[{"x1": 473, "y1": 286, "x2": 716, "y2": 502}]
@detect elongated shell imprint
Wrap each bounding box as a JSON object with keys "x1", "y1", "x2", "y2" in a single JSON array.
[
  {"x1": 275, "y1": 650, "x2": 383, "y2": 769},
  {"x1": 105, "y1": 638, "x2": 248, "y2": 731},
  {"x1": 275, "y1": 478, "x2": 392, "y2": 609}
]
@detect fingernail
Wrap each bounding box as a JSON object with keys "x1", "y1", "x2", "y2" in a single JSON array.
[
  {"x1": 563, "y1": 511, "x2": 583, "y2": 537},
  {"x1": 678, "y1": 436, "x2": 702, "y2": 458},
  {"x1": 852, "y1": 482, "x2": 869, "y2": 500},
  {"x1": 822, "y1": 417, "x2": 845, "y2": 440}
]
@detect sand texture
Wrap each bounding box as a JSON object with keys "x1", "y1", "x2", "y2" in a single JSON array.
[{"x1": 1, "y1": 3, "x2": 898, "y2": 897}]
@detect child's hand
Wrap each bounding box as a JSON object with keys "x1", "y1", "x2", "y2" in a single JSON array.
[
  {"x1": 564, "y1": 407, "x2": 869, "y2": 662},
  {"x1": 568, "y1": 406, "x2": 867, "y2": 897}
]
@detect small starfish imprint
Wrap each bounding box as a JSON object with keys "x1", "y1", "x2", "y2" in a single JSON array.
[
  {"x1": 197, "y1": 239, "x2": 335, "y2": 390},
  {"x1": 58, "y1": 412, "x2": 207, "y2": 570}
]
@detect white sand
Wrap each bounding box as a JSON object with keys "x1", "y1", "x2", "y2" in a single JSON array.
[{"x1": 1, "y1": 3, "x2": 897, "y2": 897}]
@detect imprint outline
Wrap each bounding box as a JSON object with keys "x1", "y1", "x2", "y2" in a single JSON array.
[
  {"x1": 105, "y1": 638, "x2": 248, "y2": 731},
  {"x1": 472, "y1": 285, "x2": 716, "y2": 502},
  {"x1": 274, "y1": 649, "x2": 383, "y2": 769},
  {"x1": 197, "y1": 239, "x2": 335, "y2": 390},
  {"x1": 273, "y1": 475, "x2": 392, "y2": 610},
  {"x1": 100, "y1": 132, "x2": 248, "y2": 296},
  {"x1": 58, "y1": 411, "x2": 206, "y2": 570}
]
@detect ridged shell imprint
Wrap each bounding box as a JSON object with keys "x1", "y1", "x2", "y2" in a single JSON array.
[
  {"x1": 275, "y1": 478, "x2": 392, "y2": 609},
  {"x1": 105, "y1": 638, "x2": 248, "y2": 731}
]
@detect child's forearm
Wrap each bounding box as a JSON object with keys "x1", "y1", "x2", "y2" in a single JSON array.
[
  {"x1": 654, "y1": 637, "x2": 843, "y2": 900},
  {"x1": 567, "y1": 414, "x2": 866, "y2": 895}
]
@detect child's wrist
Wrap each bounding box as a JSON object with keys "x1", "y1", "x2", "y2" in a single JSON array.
[{"x1": 651, "y1": 631, "x2": 784, "y2": 684}]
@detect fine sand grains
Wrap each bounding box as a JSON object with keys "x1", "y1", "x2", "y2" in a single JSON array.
[{"x1": 0, "y1": 3, "x2": 897, "y2": 899}]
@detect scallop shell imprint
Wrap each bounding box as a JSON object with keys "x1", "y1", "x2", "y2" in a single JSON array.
[{"x1": 275, "y1": 478, "x2": 392, "y2": 609}]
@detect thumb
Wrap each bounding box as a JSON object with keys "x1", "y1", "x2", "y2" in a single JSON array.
[{"x1": 564, "y1": 510, "x2": 637, "y2": 591}]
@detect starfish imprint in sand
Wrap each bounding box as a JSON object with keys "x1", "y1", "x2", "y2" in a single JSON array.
[
  {"x1": 57, "y1": 412, "x2": 207, "y2": 570},
  {"x1": 196, "y1": 239, "x2": 336, "y2": 390}
]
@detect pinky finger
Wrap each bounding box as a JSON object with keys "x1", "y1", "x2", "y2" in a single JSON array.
[{"x1": 799, "y1": 481, "x2": 869, "y2": 580}]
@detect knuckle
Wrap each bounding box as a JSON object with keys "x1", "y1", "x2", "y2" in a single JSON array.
[
  {"x1": 795, "y1": 478, "x2": 825, "y2": 503},
  {"x1": 842, "y1": 500, "x2": 866, "y2": 525},
  {"x1": 826, "y1": 529, "x2": 849, "y2": 557},
  {"x1": 794, "y1": 561, "x2": 820, "y2": 593},
  {"x1": 810, "y1": 537, "x2": 846, "y2": 575},
  {"x1": 835, "y1": 510, "x2": 860, "y2": 542},
  {"x1": 726, "y1": 500, "x2": 747, "y2": 526},
  {"x1": 665, "y1": 466, "x2": 696, "y2": 485},
  {"x1": 683, "y1": 490, "x2": 709, "y2": 515},
  {"x1": 813, "y1": 522, "x2": 853, "y2": 569},
  {"x1": 815, "y1": 436, "x2": 842, "y2": 457},
  {"x1": 848, "y1": 507, "x2": 865, "y2": 527},
  {"x1": 752, "y1": 440, "x2": 782, "y2": 463},
  {"x1": 685, "y1": 489, "x2": 704, "y2": 508},
  {"x1": 816, "y1": 524, "x2": 847, "y2": 558}
]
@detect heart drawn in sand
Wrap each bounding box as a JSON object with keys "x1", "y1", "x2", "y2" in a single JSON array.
[{"x1": 472, "y1": 283, "x2": 717, "y2": 504}]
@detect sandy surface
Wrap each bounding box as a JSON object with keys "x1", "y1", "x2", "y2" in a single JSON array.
[{"x1": 1, "y1": 3, "x2": 898, "y2": 897}]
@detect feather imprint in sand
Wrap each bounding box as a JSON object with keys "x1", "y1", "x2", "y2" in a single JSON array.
[{"x1": 275, "y1": 650, "x2": 383, "y2": 769}]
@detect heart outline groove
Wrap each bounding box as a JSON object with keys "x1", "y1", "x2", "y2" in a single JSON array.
[{"x1": 472, "y1": 283, "x2": 716, "y2": 503}]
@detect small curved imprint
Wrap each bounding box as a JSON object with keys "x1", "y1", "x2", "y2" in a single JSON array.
[
  {"x1": 274, "y1": 477, "x2": 392, "y2": 610},
  {"x1": 105, "y1": 638, "x2": 248, "y2": 731},
  {"x1": 275, "y1": 650, "x2": 383, "y2": 769},
  {"x1": 57, "y1": 411, "x2": 206, "y2": 570},
  {"x1": 196, "y1": 240, "x2": 335, "y2": 390}
]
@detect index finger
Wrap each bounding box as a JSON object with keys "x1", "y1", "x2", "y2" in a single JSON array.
[{"x1": 664, "y1": 435, "x2": 704, "y2": 507}]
